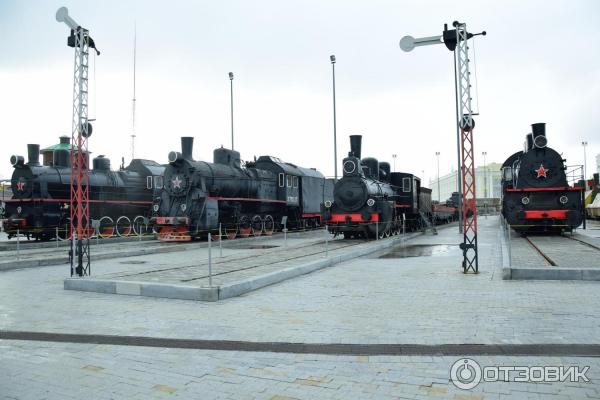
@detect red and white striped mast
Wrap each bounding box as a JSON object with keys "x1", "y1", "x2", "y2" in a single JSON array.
[
  {"x1": 400, "y1": 21, "x2": 486, "y2": 273},
  {"x1": 56, "y1": 7, "x2": 100, "y2": 277}
]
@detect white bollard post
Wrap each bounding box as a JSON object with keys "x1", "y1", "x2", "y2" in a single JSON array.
[
  {"x1": 56, "y1": 226, "x2": 59, "y2": 248},
  {"x1": 16, "y1": 228, "x2": 20, "y2": 261},
  {"x1": 325, "y1": 225, "x2": 329, "y2": 258},
  {"x1": 208, "y1": 233, "x2": 213, "y2": 287},
  {"x1": 507, "y1": 222, "x2": 512, "y2": 267},
  {"x1": 219, "y1": 223, "x2": 223, "y2": 258},
  {"x1": 283, "y1": 221, "x2": 287, "y2": 247},
  {"x1": 376, "y1": 221, "x2": 379, "y2": 240}
]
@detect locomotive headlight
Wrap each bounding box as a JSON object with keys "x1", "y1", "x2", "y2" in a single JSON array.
[
  {"x1": 343, "y1": 160, "x2": 356, "y2": 174},
  {"x1": 17, "y1": 206, "x2": 22, "y2": 214},
  {"x1": 559, "y1": 195, "x2": 568, "y2": 204},
  {"x1": 367, "y1": 198, "x2": 375, "y2": 207},
  {"x1": 153, "y1": 204, "x2": 159, "y2": 212},
  {"x1": 181, "y1": 203, "x2": 187, "y2": 212},
  {"x1": 521, "y1": 197, "x2": 530, "y2": 205},
  {"x1": 324, "y1": 200, "x2": 332, "y2": 208}
]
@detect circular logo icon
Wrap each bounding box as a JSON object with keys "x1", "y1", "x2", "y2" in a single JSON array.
[{"x1": 450, "y1": 358, "x2": 482, "y2": 390}]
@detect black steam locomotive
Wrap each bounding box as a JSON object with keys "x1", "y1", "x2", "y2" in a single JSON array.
[
  {"x1": 501, "y1": 122, "x2": 584, "y2": 232},
  {"x1": 323, "y1": 135, "x2": 456, "y2": 238},
  {"x1": 152, "y1": 137, "x2": 334, "y2": 241},
  {"x1": 3, "y1": 137, "x2": 164, "y2": 240}
]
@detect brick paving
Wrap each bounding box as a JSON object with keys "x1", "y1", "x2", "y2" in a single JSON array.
[
  {"x1": 1, "y1": 218, "x2": 599, "y2": 398},
  {"x1": 1, "y1": 340, "x2": 598, "y2": 399}
]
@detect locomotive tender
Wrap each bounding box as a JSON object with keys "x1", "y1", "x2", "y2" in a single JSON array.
[
  {"x1": 501, "y1": 122, "x2": 584, "y2": 232},
  {"x1": 153, "y1": 137, "x2": 334, "y2": 241},
  {"x1": 3, "y1": 138, "x2": 164, "y2": 240},
  {"x1": 323, "y1": 135, "x2": 453, "y2": 239}
]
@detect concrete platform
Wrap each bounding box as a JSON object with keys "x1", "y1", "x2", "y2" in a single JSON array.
[{"x1": 64, "y1": 230, "x2": 423, "y2": 301}]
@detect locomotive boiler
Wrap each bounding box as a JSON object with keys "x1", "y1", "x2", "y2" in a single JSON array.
[
  {"x1": 501, "y1": 123, "x2": 584, "y2": 232},
  {"x1": 152, "y1": 137, "x2": 333, "y2": 241},
  {"x1": 3, "y1": 137, "x2": 164, "y2": 240}
]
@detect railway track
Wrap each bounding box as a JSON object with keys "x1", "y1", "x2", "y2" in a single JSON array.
[
  {"x1": 522, "y1": 234, "x2": 600, "y2": 267},
  {"x1": 109, "y1": 236, "x2": 359, "y2": 283}
]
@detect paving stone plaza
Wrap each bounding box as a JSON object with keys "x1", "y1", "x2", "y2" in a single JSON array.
[{"x1": 1, "y1": 217, "x2": 600, "y2": 399}]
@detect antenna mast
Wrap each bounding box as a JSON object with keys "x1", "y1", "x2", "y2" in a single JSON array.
[{"x1": 131, "y1": 24, "x2": 137, "y2": 160}]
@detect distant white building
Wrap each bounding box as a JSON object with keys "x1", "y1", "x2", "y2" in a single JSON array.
[
  {"x1": 596, "y1": 154, "x2": 600, "y2": 175},
  {"x1": 429, "y1": 162, "x2": 502, "y2": 202}
]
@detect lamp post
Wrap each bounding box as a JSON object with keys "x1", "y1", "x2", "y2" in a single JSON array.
[
  {"x1": 482, "y1": 151, "x2": 487, "y2": 198},
  {"x1": 392, "y1": 154, "x2": 397, "y2": 172},
  {"x1": 229, "y1": 72, "x2": 234, "y2": 150},
  {"x1": 582, "y1": 141, "x2": 588, "y2": 186},
  {"x1": 330, "y1": 55, "x2": 338, "y2": 180},
  {"x1": 435, "y1": 151, "x2": 441, "y2": 202}
]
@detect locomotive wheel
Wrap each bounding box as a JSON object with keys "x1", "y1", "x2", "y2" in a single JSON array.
[
  {"x1": 263, "y1": 215, "x2": 274, "y2": 236},
  {"x1": 225, "y1": 224, "x2": 238, "y2": 240},
  {"x1": 132, "y1": 216, "x2": 147, "y2": 236},
  {"x1": 98, "y1": 216, "x2": 114, "y2": 239},
  {"x1": 116, "y1": 216, "x2": 132, "y2": 237},
  {"x1": 238, "y1": 216, "x2": 252, "y2": 238},
  {"x1": 251, "y1": 215, "x2": 263, "y2": 237}
]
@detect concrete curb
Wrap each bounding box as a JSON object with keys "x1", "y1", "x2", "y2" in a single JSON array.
[
  {"x1": 65, "y1": 232, "x2": 423, "y2": 302},
  {"x1": 505, "y1": 266, "x2": 600, "y2": 281}
]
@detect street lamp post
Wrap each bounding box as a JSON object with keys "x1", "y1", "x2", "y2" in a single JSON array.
[
  {"x1": 582, "y1": 141, "x2": 588, "y2": 186},
  {"x1": 229, "y1": 72, "x2": 234, "y2": 150},
  {"x1": 435, "y1": 151, "x2": 441, "y2": 202},
  {"x1": 392, "y1": 154, "x2": 397, "y2": 172},
  {"x1": 482, "y1": 151, "x2": 487, "y2": 198},
  {"x1": 330, "y1": 55, "x2": 338, "y2": 180}
]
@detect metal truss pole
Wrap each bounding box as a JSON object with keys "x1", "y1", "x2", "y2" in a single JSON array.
[
  {"x1": 69, "y1": 27, "x2": 91, "y2": 277},
  {"x1": 455, "y1": 22, "x2": 478, "y2": 273}
]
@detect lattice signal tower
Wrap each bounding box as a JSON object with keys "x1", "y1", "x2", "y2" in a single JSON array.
[
  {"x1": 56, "y1": 7, "x2": 100, "y2": 276},
  {"x1": 400, "y1": 21, "x2": 485, "y2": 273}
]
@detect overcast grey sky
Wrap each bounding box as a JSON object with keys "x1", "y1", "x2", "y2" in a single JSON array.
[{"x1": 1, "y1": 0, "x2": 599, "y2": 183}]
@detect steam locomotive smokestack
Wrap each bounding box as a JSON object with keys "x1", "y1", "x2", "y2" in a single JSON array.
[
  {"x1": 27, "y1": 144, "x2": 40, "y2": 166},
  {"x1": 531, "y1": 123, "x2": 546, "y2": 139},
  {"x1": 181, "y1": 137, "x2": 194, "y2": 161},
  {"x1": 349, "y1": 135, "x2": 362, "y2": 159}
]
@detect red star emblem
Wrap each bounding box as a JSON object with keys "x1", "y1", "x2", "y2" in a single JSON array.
[
  {"x1": 16, "y1": 181, "x2": 25, "y2": 191},
  {"x1": 535, "y1": 164, "x2": 548, "y2": 178}
]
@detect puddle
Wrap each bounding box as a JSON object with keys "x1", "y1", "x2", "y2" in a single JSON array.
[
  {"x1": 377, "y1": 244, "x2": 456, "y2": 259},
  {"x1": 119, "y1": 260, "x2": 147, "y2": 264}
]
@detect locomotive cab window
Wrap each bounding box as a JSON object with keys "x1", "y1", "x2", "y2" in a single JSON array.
[
  {"x1": 146, "y1": 176, "x2": 153, "y2": 189},
  {"x1": 502, "y1": 167, "x2": 513, "y2": 181},
  {"x1": 278, "y1": 173, "x2": 284, "y2": 187},
  {"x1": 287, "y1": 175, "x2": 292, "y2": 187},
  {"x1": 293, "y1": 176, "x2": 298, "y2": 188},
  {"x1": 402, "y1": 177, "x2": 411, "y2": 193}
]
